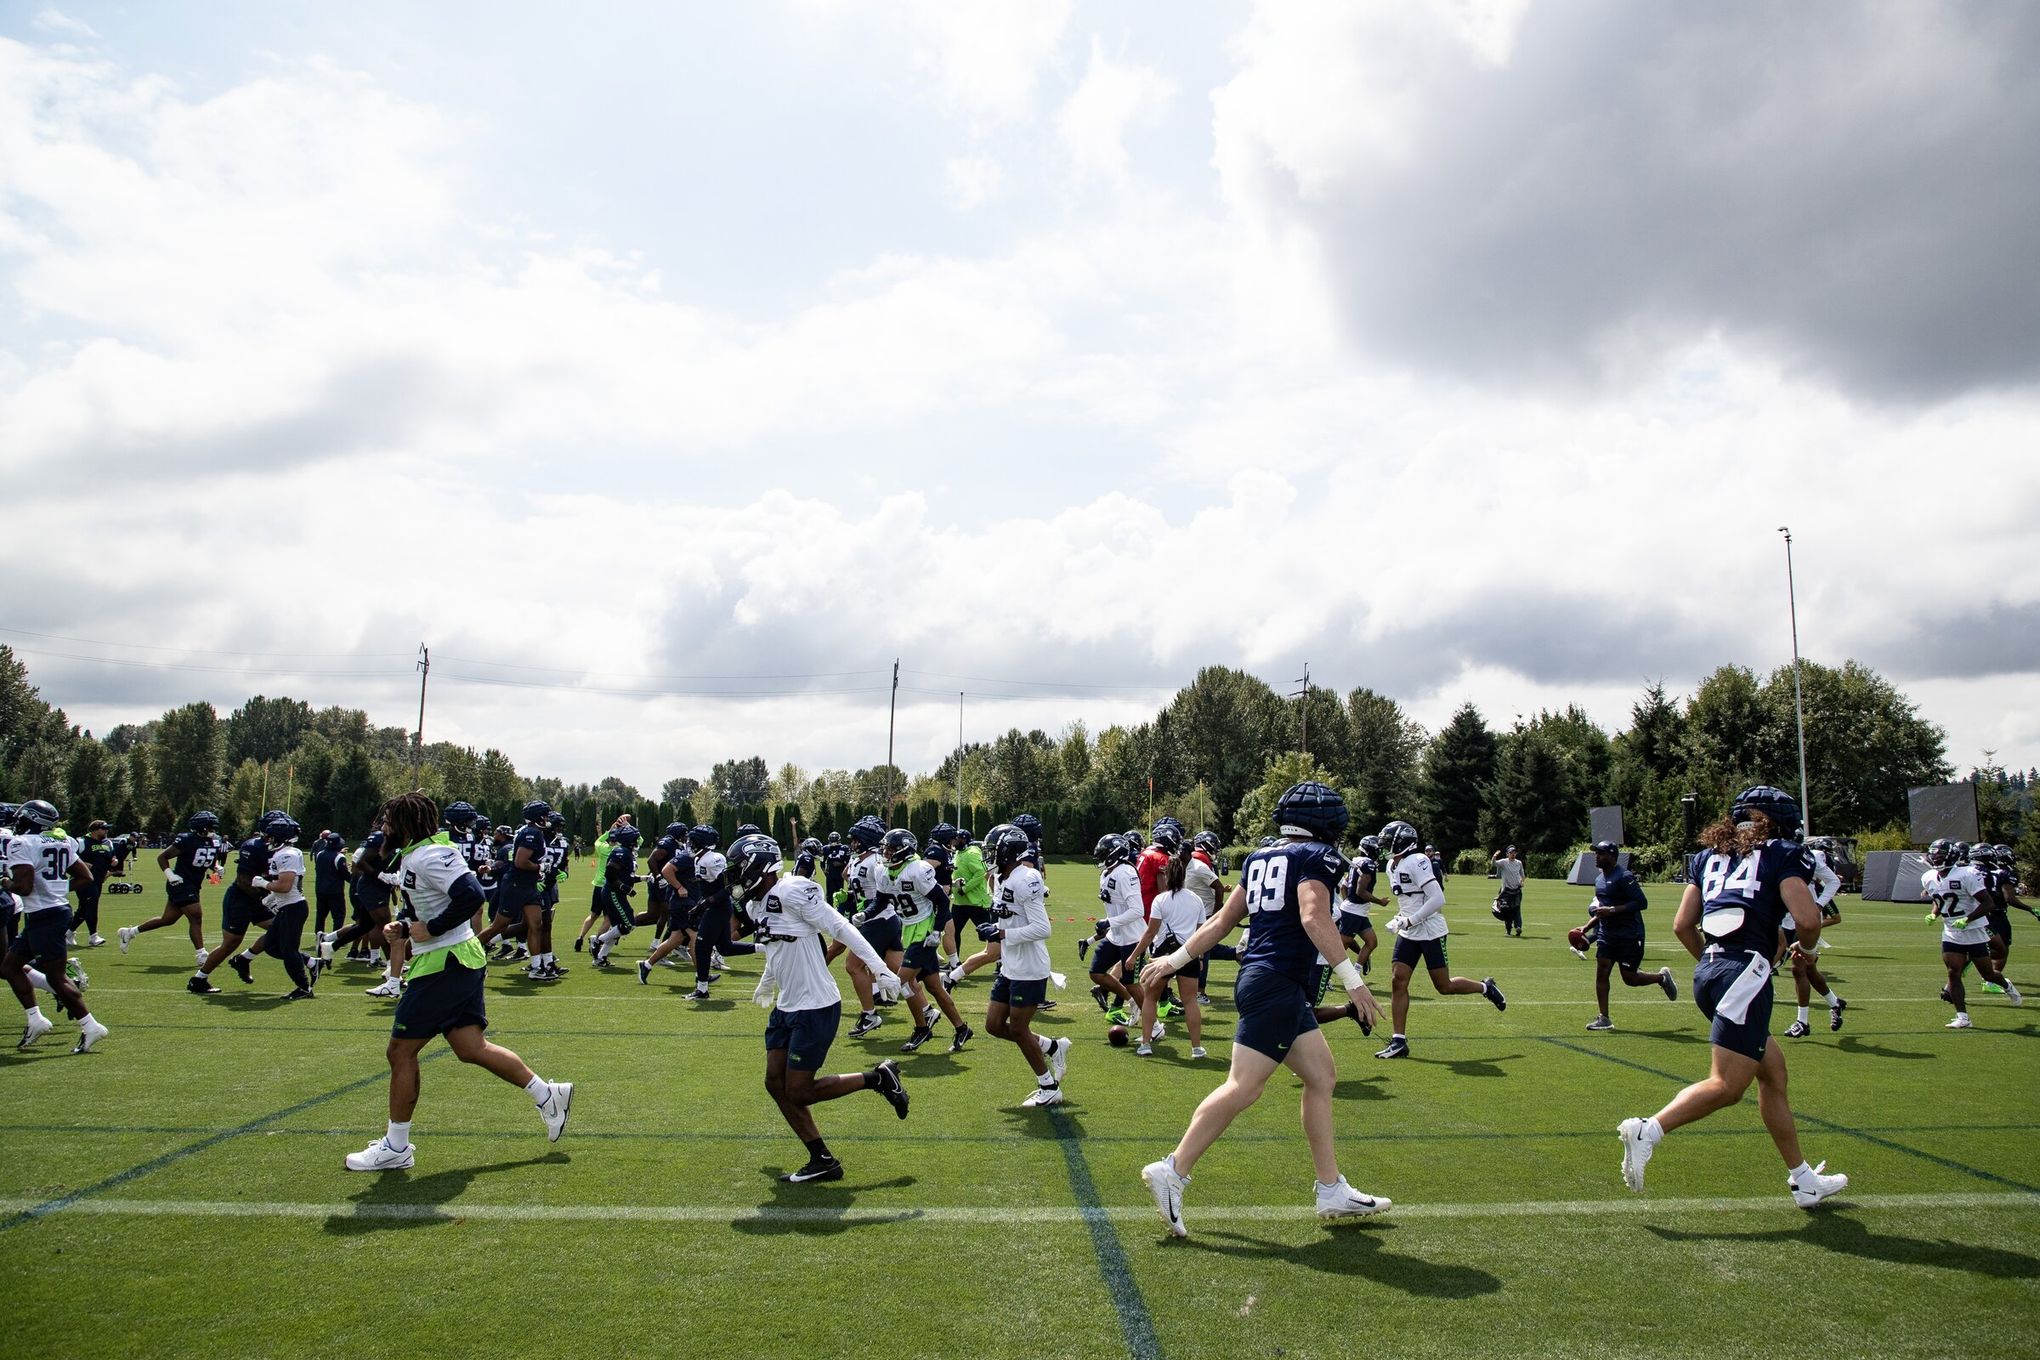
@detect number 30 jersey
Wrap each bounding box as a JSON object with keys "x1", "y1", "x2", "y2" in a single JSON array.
[
  {"x1": 1237, "y1": 839, "x2": 1347, "y2": 986},
  {"x1": 5, "y1": 832, "x2": 76, "y2": 914},
  {"x1": 1689, "y1": 840, "x2": 1813, "y2": 954}
]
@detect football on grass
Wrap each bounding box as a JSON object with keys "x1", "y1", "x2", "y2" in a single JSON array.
[{"x1": 1108, "y1": 1024, "x2": 1129, "y2": 1047}]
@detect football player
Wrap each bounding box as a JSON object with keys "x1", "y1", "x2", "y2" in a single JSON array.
[
  {"x1": 728, "y1": 833, "x2": 908, "y2": 1183},
  {"x1": 1137, "y1": 783, "x2": 1388, "y2": 1237},
  {"x1": 225, "y1": 812, "x2": 319, "y2": 998},
  {"x1": 188, "y1": 821, "x2": 282, "y2": 995},
  {"x1": 1338, "y1": 833, "x2": 1386, "y2": 975},
  {"x1": 342, "y1": 793, "x2": 573, "y2": 1172},
  {"x1": 944, "y1": 822, "x2": 1014, "y2": 988},
  {"x1": 504, "y1": 802, "x2": 559, "y2": 979},
  {"x1": 1087, "y1": 833, "x2": 1147, "y2": 1023},
  {"x1": 833, "y1": 818, "x2": 901, "y2": 1036},
  {"x1": 793, "y1": 836, "x2": 822, "y2": 880},
  {"x1": 980, "y1": 826, "x2": 1069, "y2": 1107},
  {"x1": 576, "y1": 822, "x2": 637, "y2": 968},
  {"x1": 820, "y1": 831, "x2": 851, "y2": 901},
  {"x1": 887, "y1": 830, "x2": 971, "y2": 1052},
  {"x1": 1780, "y1": 837, "x2": 1846, "y2": 1034},
  {"x1": 311, "y1": 829, "x2": 350, "y2": 940},
  {"x1": 540, "y1": 812, "x2": 571, "y2": 920},
  {"x1": 4, "y1": 800, "x2": 110, "y2": 1052},
  {"x1": 121, "y1": 810, "x2": 219, "y2": 965},
  {"x1": 1372, "y1": 821, "x2": 1505, "y2": 1059},
  {"x1": 1617, "y1": 787, "x2": 1846, "y2": 1206},
  {"x1": 1188, "y1": 830, "x2": 1234, "y2": 1002},
  {"x1": 320, "y1": 819, "x2": 401, "y2": 995},
  {"x1": 686, "y1": 826, "x2": 751, "y2": 1000},
  {"x1": 1577, "y1": 841, "x2": 1676, "y2": 1031},
  {"x1": 942, "y1": 827, "x2": 991, "y2": 972},
  {"x1": 1923, "y1": 838, "x2": 2021, "y2": 1026}
]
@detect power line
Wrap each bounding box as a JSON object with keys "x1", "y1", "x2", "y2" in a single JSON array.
[
  {"x1": 0, "y1": 625, "x2": 411, "y2": 659},
  {"x1": 437, "y1": 655, "x2": 889, "y2": 682},
  {"x1": 901, "y1": 667, "x2": 1172, "y2": 693},
  {"x1": 7, "y1": 645, "x2": 409, "y2": 679},
  {"x1": 438, "y1": 671, "x2": 896, "y2": 700}
]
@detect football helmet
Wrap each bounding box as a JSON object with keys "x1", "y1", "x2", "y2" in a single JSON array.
[
  {"x1": 1150, "y1": 823, "x2": 1184, "y2": 853},
  {"x1": 14, "y1": 799, "x2": 60, "y2": 834},
  {"x1": 729, "y1": 833, "x2": 782, "y2": 898},
  {"x1": 1377, "y1": 820, "x2": 1421, "y2": 857},
  {"x1": 522, "y1": 800, "x2": 552, "y2": 824},
  {"x1": 1730, "y1": 785, "x2": 1802, "y2": 839},
  {"x1": 1274, "y1": 781, "x2": 1349, "y2": 842},
  {"x1": 189, "y1": 810, "x2": 220, "y2": 832},
  {"x1": 882, "y1": 827, "x2": 919, "y2": 868},
  {"x1": 442, "y1": 802, "x2": 478, "y2": 828},
  {"x1": 687, "y1": 824, "x2": 719, "y2": 851},
  {"x1": 1093, "y1": 833, "x2": 1133, "y2": 868},
  {"x1": 259, "y1": 810, "x2": 301, "y2": 844}
]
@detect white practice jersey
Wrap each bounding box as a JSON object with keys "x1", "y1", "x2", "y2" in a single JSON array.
[
  {"x1": 1099, "y1": 863, "x2": 1146, "y2": 946},
  {"x1": 849, "y1": 851, "x2": 898, "y2": 921},
  {"x1": 745, "y1": 874, "x2": 887, "y2": 1013},
  {"x1": 1810, "y1": 849, "x2": 1841, "y2": 910},
  {"x1": 266, "y1": 844, "x2": 307, "y2": 905},
  {"x1": 992, "y1": 863, "x2": 1054, "y2": 981},
  {"x1": 1389, "y1": 852, "x2": 1449, "y2": 940},
  {"x1": 1185, "y1": 855, "x2": 1220, "y2": 915},
  {"x1": 395, "y1": 841, "x2": 483, "y2": 956},
  {"x1": 1924, "y1": 865, "x2": 1992, "y2": 947},
  {"x1": 1151, "y1": 887, "x2": 1204, "y2": 950},
  {"x1": 892, "y1": 858, "x2": 940, "y2": 932},
  {"x1": 7, "y1": 832, "x2": 76, "y2": 914}
]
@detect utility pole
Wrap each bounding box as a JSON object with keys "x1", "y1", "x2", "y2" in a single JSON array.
[
  {"x1": 1291, "y1": 662, "x2": 1311, "y2": 755},
  {"x1": 260, "y1": 759, "x2": 270, "y2": 811},
  {"x1": 886, "y1": 658, "x2": 900, "y2": 809},
  {"x1": 413, "y1": 644, "x2": 430, "y2": 783},
  {"x1": 956, "y1": 691, "x2": 965, "y2": 828},
  {"x1": 1778, "y1": 530, "x2": 1810, "y2": 837}
]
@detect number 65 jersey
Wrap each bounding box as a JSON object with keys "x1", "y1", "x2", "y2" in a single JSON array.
[
  {"x1": 1689, "y1": 840, "x2": 1813, "y2": 954},
  {"x1": 1237, "y1": 839, "x2": 1347, "y2": 986}
]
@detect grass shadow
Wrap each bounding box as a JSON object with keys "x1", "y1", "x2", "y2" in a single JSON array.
[
  {"x1": 1405, "y1": 1052, "x2": 1523, "y2": 1078},
  {"x1": 1618, "y1": 1027, "x2": 1711, "y2": 1046},
  {"x1": 1332, "y1": 1075, "x2": 1393, "y2": 1101},
  {"x1": 1183, "y1": 1224, "x2": 1502, "y2": 1298},
  {"x1": 1645, "y1": 1212, "x2": 2040, "y2": 1279},
  {"x1": 1000, "y1": 1105, "x2": 1086, "y2": 1138},
  {"x1": 323, "y1": 1151, "x2": 568, "y2": 1235},
  {"x1": 730, "y1": 1171, "x2": 920, "y2": 1236},
  {"x1": 1835, "y1": 1035, "x2": 1934, "y2": 1061}
]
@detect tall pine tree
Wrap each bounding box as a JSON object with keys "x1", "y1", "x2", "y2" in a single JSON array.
[{"x1": 1422, "y1": 704, "x2": 1497, "y2": 860}]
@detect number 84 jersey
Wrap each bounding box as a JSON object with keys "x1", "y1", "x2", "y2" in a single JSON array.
[
  {"x1": 1690, "y1": 841, "x2": 1812, "y2": 953},
  {"x1": 1237, "y1": 839, "x2": 1347, "y2": 986}
]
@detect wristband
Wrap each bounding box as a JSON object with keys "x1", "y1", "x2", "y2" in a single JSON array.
[
  {"x1": 1333, "y1": 960, "x2": 1365, "y2": 990},
  {"x1": 1161, "y1": 946, "x2": 1193, "y2": 973}
]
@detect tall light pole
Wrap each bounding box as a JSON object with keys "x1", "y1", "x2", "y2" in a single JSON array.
[{"x1": 1779, "y1": 528, "x2": 1810, "y2": 837}]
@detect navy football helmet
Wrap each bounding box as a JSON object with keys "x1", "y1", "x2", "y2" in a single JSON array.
[
  {"x1": 1274, "y1": 781, "x2": 1349, "y2": 842},
  {"x1": 548, "y1": 812, "x2": 566, "y2": 829},
  {"x1": 14, "y1": 798, "x2": 60, "y2": 833},
  {"x1": 1093, "y1": 832, "x2": 1133, "y2": 868},
  {"x1": 189, "y1": 810, "x2": 220, "y2": 832},
  {"x1": 663, "y1": 822, "x2": 688, "y2": 841},
  {"x1": 442, "y1": 802, "x2": 478, "y2": 828},
  {"x1": 955, "y1": 828, "x2": 974, "y2": 846},
  {"x1": 1150, "y1": 823, "x2": 1184, "y2": 853},
  {"x1": 687, "y1": 824, "x2": 719, "y2": 850},
  {"x1": 1926, "y1": 838, "x2": 1958, "y2": 868},
  {"x1": 1730, "y1": 785, "x2": 1802, "y2": 839},
  {"x1": 522, "y1": 800, "x2": 552, "y2": 824},
  {"x1": 827, "y1": 831, "x2": 841, "y2": 845},
  {"x1": 991, "y1": 826, "x2": 1030, "y2": 872},
  {"x1": 611, "y1": 824, "x2": 642, "y2": 848},
  {"x1": 798, "y1": 836, "x2": 822, "y2": 855},
  {"x1": 1377, "y1": 820, "x2": 1421, "y2": 857},
  {"x1": 1357, "y1": 834, "x2": 1382, "y2": 860},
  {"x1": 847, "y1": 818, "x2": 886, "y2": 852},
  {"x1": 729, "y1": 833, "x2": 782, "y2": 898},
  {"x1": 737, "y1": 823, "x2": 761, "y2": 836},
  {"x1": 882, "y1": 828, "x2": 918, "y2": 867},
  {"x1": 1012, "y1": 812, "x2": 1043, "y2": 842},
  {"x1": 928, "y1": 822, "x2": 957, "y2": 846},
  {"x1": 259, "y1": 810, "x2": 301, "y2": 844}
]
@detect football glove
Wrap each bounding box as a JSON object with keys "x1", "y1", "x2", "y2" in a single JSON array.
[
  {"x1": 252, "y1": 876, "x2": 269, "y2": 891},
  {"x1": 872, "y1": 969, "x2": 903, "y2": 1004},
  {"x1": 379, "y1": 870, "x2": 403, "y2": 887},
  {"x1": 162, "y1": 869, "x2": 183, "y2": 887},
  {"x1": 1384, "y1": 914, "x2": 1411, "y2": 935},
  {"x1": 977, "y1": 924, "x2": 1005, "y2": 943}
]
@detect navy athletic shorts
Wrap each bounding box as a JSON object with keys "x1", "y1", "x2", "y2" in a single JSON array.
[
  {"x1": 989, "y1": 973, "x2": 1047, "y2": 1009},
  {"x1": 1693, "y1": 952, "x2": 1773, "y2": 1062},
  {"x1": 766, "y1": 1002, "x2": 841, "y2": 1071},
  {"x1": 1233, "y1": 962, "x2": 1317, "y2": 1060},
  {"x1": 391, "y1": 957, "x2": 488, "y2": 1040},
  {"x1": 1392, "y1": 934, "x2": 1449, "y2": 972}
]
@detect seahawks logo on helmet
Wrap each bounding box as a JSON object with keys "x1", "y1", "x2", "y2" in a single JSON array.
[
  {"x1": 729, "y1": 833, "x2": 783, "y2": 898},
  {"x1": 1093, "y1": 832, "x2": 1133, "y2": 868},
  {"x1": 881, "y1": 827, "x2": 919, "y2": 868},
  {"x1": 14, "y1": 799, "x2": 61, "y2": 834},
  {"x1": 1377, "y1": 820, "x2": 1421, "y2": 858}
]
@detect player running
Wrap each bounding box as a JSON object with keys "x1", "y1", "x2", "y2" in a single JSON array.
[
  {"x1": 4, "y1": 800, "x2": 110, "y2": 1053},
  {"x1": 1616, "y1": 786, "x2": 1848, "y2": 1207},
  {"x1": 886, "y1": 829, "x2": 971, "y2": 1053},
  {"x1": 1137, "y1": 783, "x2": 1388, "y2": 1237},
  {"x1": 1085, "y1": 833, "x2": 1147, "y2": 1024},
  {"x1": 120, "y1": 810, "x2": 220, "y2": 965},
  {"x1": 1577, "y1": 841, "x2": 1677, "y2": 1031},
  {"x1": 728, "y1": 832, "x2": 909, "y2": 1183},
  {"x1": 342, "y1": 792, "x2": 573, "y2": 1172},
  {"x1": 1923, "y1": 838, "x2": 2022, "y2": 1027},
  {"x1": 1372, "y1": 820, "x2": 1506, "y2": 1059},
  {"x1": 225, "y1": 812, "x2": 319, "y2": 999}
]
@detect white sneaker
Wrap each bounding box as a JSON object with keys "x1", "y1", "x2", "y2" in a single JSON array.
[
  {"x1": 1021, "y1": 1085, "x2": 1064, "y2": 1108},
  {"x1": 344, "y1": 1137, "x2": 415, "y2": 1172},
  {"x1": 537, "y1": 1081, "x2": 574, "y2": 1142},
  {"x1": 18, "y1": 1012, "x2": 54, "y2": 1049},
  {"x1": 1617, "y1": 1117, "x2": 1654, "y2": 1192},
  {"x1": 1790, "y1": 1160, "x2": 1847, "y2": 1208},
  {"x1": 711, "y1": 951, "x2": 726, "y2": 969},
  {"x1": 366, "y1": 978, "x2": 402, "y2": 998},
  {"x1": 318, "y1": 935, "x2": 335, "y2": 963},
  {"x1": 88, "y1": 934, "x2": 106, "y2": 948},
  {"x1": 1189, "y1": 1045, "x2": 1208, "y2": 1059},
  {"x1": 1047, "y1": 1036, "x2": 1070, "y2": 1084},
  {"x1": 2006, "y1": 982, "x2": 2024, "y2": 1007},
  {"x1": 118, "y1": 926, "x2": 137, "y2": 953},
  {"x1": 195, "y1": 947, "x2": 209, "y2": 967},
  {"x1": 73, "y1": 1016, "x2": 109, "y2": 1053},
  {"x1": 1946, "y1": 1013, "x2": 1973, "y2": 1029},
  {"x1": 1314, "y1": 1176, "x2": 1391, "y2": 1220},
  {"x1": 1136, "y1": 1041, "x2": 1153, "y2": 1056},
  {"x1": 1141, "y1": 1157, "x2": 1188, "y2": 1238},
  {"x1": 1149, "y1": 1020, "x2": 1165, "y2": 1041},
  {"x1": 943, "y1": 966, "x2": 966, "y2": 988}
]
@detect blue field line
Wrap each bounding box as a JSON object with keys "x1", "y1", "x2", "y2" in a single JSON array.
[
  {"x1": 1048, "y1": 1106, "x2": 1165, "y2": 1360},
  {"x1": 0, "y1": 1052, "x2": 438, "y2": 1234},
  {"x1": 1535, "y1": 1036, "x2": 2040, "y2": 1195}
]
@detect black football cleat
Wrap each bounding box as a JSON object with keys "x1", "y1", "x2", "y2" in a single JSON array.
[
  {"x1": 871, "y1": 1060, "x2": 909, "y2": 1119},
  {"x1": 229, "y1": 955, "x2": 254, "y2": 986},
  {"x1": 781, "y1": 1154, "x2": 844, "y2": 1184},
  {"x1": 187, "y1": 975, "x2": 221, "y2": 995}
]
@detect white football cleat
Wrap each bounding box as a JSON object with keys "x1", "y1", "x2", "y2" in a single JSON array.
[
  {"x1": 1047, "y1": 1036, "x2": 1070, "y2": 1084},
  {"x1": 1946, "y1": 1013, "x2": 1973, "y2": 1029},
  {"x1": 73, "y1": 1016, "x2": 109, "y2": 1053},
  {"x1": 1314, "y1": 1176, "x2": 1391, "y2": 1221},
  {"x1": 1021, "y1": 1085, "x2": 1064, "y2": 1108},
  {"x1": 2006, "y1": 982, "x2": 2023, "y2": 1007},
  {"x1": 365, "y1": 978, "x2": 402, "y2": 998},
  {"x1": 318, "y1": 935, "x2": 335, "y2": 963},
  {"x1": 344, "y1": 1137, "x2": 415, "y2": 1172},
  {"x1": 1790, "y1": 1161, "x2": 1848, "y2": 1208},
  {"x1": 88, "y1": 934, "x2": 106, "y2": 948},
  {"x1": 18, "y1": 1012, "x2": 54, "y2": 1049},
  {"x1": 1617, "y1": 1117, "x2": 1654, "y2": 1193},
  {"x1": 1149, "y1": 1020, "x2": 1165, "y2": 1041},
  {"x1": 117, "y1": 926, "x2": 137, "y2": 953},
  {"x1": 537, "y1": 1081, "x2": 574, "y2": 1142},
  {"x1": 1141, "y1": 1157, "x2": 1188, "y2": 1238}
]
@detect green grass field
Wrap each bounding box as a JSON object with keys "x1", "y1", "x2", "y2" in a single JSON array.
[{"x1": 5, "y1": 858, "x2": 2037, "y2": 1359}]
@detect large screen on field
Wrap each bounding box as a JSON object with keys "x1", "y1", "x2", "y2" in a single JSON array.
[
  {"x1": 1861, "y1": 850, "x2": 1932, "y2": 902},
  {"x1": 1908, "y1": 783, "x2": 1978, "y2": 844},
  {"x1": 1589, "y1": 805, "x2": 1624, "y2": 846}
]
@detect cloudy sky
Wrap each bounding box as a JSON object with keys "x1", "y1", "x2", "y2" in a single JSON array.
[{"x1": 3, "y1": 0, "x2": 2036, "y2": 787}]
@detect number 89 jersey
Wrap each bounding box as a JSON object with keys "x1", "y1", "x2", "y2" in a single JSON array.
[
  {"x1": 1237, "y1": 839, "x2": 1347, "y2": 986},
  {"x1": 1688, "y1": 840, "x2": 1812, "y2": 954}
]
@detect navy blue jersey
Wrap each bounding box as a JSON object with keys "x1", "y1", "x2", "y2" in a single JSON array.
[
  {"x1": 794, "y1": 848, "x2": 818, "y2": 878},
  {"x1": 78, "y1": 837, "x2": 117, "y2": 884},
  {"x1": 922, "y1": 843, "x2": 954, "y2": 889},
  {"x1": 505, "y1": 825, "x2": 546, "y2": 890},
  {"x1": 822, "y1": 843, "x2": 850, "y2": 891},
  {"x1": 603, "y1": 845, "x2": 636, "y2": 891},
  {"x1": 350, "y1": 831, "x2": 393, "y2": 909},
  {"x1": 167, "y1": 830, "x2": 218, "y2": 882},
  {"x1": 234, "y1": 834, "x2": 271, "y2": 883},
  {"x1": 1689, "y1": 840, "x2": 1813, "y2": 954},
  {"x1": 649, "y1": 835, "x2": 682, "y2": 888},
  {"x1": 313, "y1": 844, "x2": 347, "y2": 894},
  {"x1": 1593, "y1": 865, "x2": 1649, "y2": 940},
  {"x1": 667, "y1": 848, "x2": 696, "y2": 896},
  {"x1": 1342, "y1": 857, "x2": 1378, "y2": 904},
  {"x1": 1237, "y1": 839, "x2": 1348, "y2": 985}
]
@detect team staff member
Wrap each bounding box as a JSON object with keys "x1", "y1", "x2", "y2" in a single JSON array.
[
  {"x1": 1579, "y1": 841, "x2": 1676, "y2": 1031},
  {"x1": 1138, "y1": 784, "x2": 1388, "y2": 1238},
  {"x1": 72, "y1": 820, "x2": 116, "y2": 948},
  {"x1": 943, "y1": 828, "x2": 990, "y2": 971},
  {"x1": 343, "y1": 792, "x2": 574, "y2": 1172},
  {"x1": 5, "y1": 800, "x2": 110, "y2": 1053},
  {"x1": 1616, "y1": 786, "x2": 1847, "y2": 1207},
  {"x1": 728, "y1": 832, "x2": 908, "y2": 1184},
  {"x1": 1491, "y1": 846, "x2": 1525, "y2": 937}
]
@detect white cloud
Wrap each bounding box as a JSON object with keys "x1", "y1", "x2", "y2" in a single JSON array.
[
  {"x1": 944, "y1": 152, "x2": 1005, "y2": 210},
  {"x1": 1057, "y1": 35, "x2": 1174, "y2": 181},
  {"x1": 30, "y1": 8, "x2": 97, "y2": 40}
]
